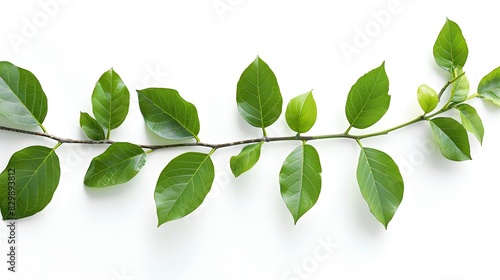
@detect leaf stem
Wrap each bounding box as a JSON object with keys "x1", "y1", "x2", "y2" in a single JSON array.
[
  {"x1": 437, "y1": 71, "x2": 466, "y2": 100},
  {"x1": 106, "y1": 129, "x2": 111, "y2": 140}
]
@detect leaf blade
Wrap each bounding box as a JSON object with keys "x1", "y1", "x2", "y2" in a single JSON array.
[
  {"x1": 433, "y1": 18, "x2": 468, "y2": 72},
  {"x1": 230, "y1": 142, "x2": 263, "y2": 177},
  {"x1": 236, "y1": 56, "x2": 283, "y2": 128},
  {"x1": 79, "y1": 112, "x2": 106, "y2": 141},
  {"x1": 456, "y1": 104, "x2": 484, "y2": 144},
  {"x1": 430, "y1": 117, "x2": 471, "y2": 161},
  {"x1": 84, "y1": 142, "x2": 147, "y2": 188},
  {"x1": 285, "y1": 91, "x2": 317, "y2": 133},
  {"x1": 155, "y1": 152, "x2": 215, "y2": 226},
  {"x1": 478, "y1": 66, "x2": 500, "y2": 106},
  {"x1": 356, "y1": 148, "x2": 404, "y2": 229},
  {"x1": 279, "y1": 144, "x2": 322, "y2": 224},
  {"x1": 451, "y1": 67, "x2": 469, "y2": 103},
  {"x1": 0, "y1": 146, "x2": 60, "y2": 219}
]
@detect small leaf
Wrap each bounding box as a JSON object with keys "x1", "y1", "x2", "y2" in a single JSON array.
[
  {"x1": 478, "y1": 66, "x2": 500, "y2": 106},
  {"x1": 155, "y1": 152, "x2": 215, "y2": 226},
  {"x1": 285, "y1": 91, "x2": 317, "y2": 133},
  {"x1": 456, "y1": 104, "x2": 484, "y2": 144},
  {"x1": 357, "y1": 147, "x2": 403, "y2": 229},
  {"x1": 433, "y1": 18, "x2": 468, "y2": 72},
  {"x1": 345, "y1": 62, "x2": 390, "y2": 129},
  {"x1": 79, "y1": 112, "x2": 106, "y2": 141},
  {"x1": 0, "y1": 61, "x2": 48, "y2": 128},
  {"x1": 137, "y1": 88, "x2": 200, "y2": 140},
  {"x1": 91, "y1": 68, "x2": 130, "y2": 133},
  {"x1": 279, "y1": 144, "x2": 322, "y2": 224},
  {"x1": 417, "y1": 84, "x2": 439, "y2": 113},
  {"x1": 451, "y1": 67, "x2": 469, "y2": 103},
  {"x1": 230, "y1": 142, "x2": 263, "y2": 177},
  {"x1": 0, "y1": 146, "x2": 60, "y2": 219},
  {"x1": 430, "y1": 117, "x2": 471, "y2": 161},
  {"x1": 84, "y1": 142, "x2": 146, "y2": 188},
  {"x1": 236, "y1": 56, "x2": 283, "y2": 128}
]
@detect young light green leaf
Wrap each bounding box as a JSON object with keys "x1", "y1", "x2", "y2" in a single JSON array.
[
  {"x1": 285, "y1": 91, "x2": 317, "y2": 133},
  {"x1": 0, "y1": 146, "x2": 60, "y2": 219},
  {"x1": 433, "y1": 18, "x2": 468, "y2": 72},
  {"x1": 79, "y1": 112, "x2": 106, "y2": 141},
  {"x1": 84, "y1": 142, "x2": 146, "y2": 188},
  {"x1": 357, "y1": 147, "x2": 403, "y2": 229},
  {"x1": 279, "y1": 144, "x2": 322, "y2": 224},
  {"x1": 236, "y1": 56, "x2": 283, "y2": 129},
  {"x1": 456, "y1": 104, "x2": 484, "y2": 144},
  {"x1": 91, "y1": 68, "x2": 130, "y2": 134},
  {"x1": 155, "y1": 152, "x2": 215, "y2": 226},
  {"x1": 0, "y1": 61, "x2": 48, "y2": 129},
  {"x1": 430, "y1": 117, "x2": 471, "y2": 161},
  {"x1": 478, "y1": 66, "x2": 500, "y2": 106},
  {"x1": 230, "y1": 142, "x2": 263, "y2": 177},
  {"x1": 417, "y1": 84, "x2": 439, "y2": 113},
  {"x1": 137, "y1": 88, "x2": 200, "y2": 140},
  {"x1": 451, "y1": 67, "x2": 469, "y2": 103},
  {"x1": 345, "y1": 62, "x2": 390, "y2": 129}
]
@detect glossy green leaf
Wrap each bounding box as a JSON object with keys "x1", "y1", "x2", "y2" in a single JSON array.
[
  {"x1": 91, "y1": 68, "x2": 130, "y2": 134},
  {"x1": 430, "y1": 117, "x2": 471, "y2": 161},
  {"x1": 155, "y1": 152, "x2": 214, "y2": 226},
  {"x1": 137, "y1": 88, "x2": 200, "y2": 140},
  {"x1": 279, "y1": 144, "x2": 322, "y2": 224},
  {"x1": 478, "y1": 66, "x2": 500, "y2": 106},
  {"x1": 0, "y1": 61, "x2": 48, "y2": 128},
  {"x1": 433, "y1": 18, "x2": 468, "y2": 72},
  {"x1": 345, "y1": 62, "x2": 390, "y2": 129},
  {"x1": 0, "y1": 146, "x2": 60, "y2": 219},
  {"x1": 285, "y1": 91, "x2": 317, "y2": 133},
  {"x1": 236, "y1": 56, "x2": 283, "y2": 128},
  {"x1": 456, "y1": 104, "x2": 484, "y2": 144},
  {"x1": 230, "y1": 142, "x2": 263, "y2": 177},
  {"x1": 84, "y1": 142, "x2": 146, "y2": 188},
  {"x1": 451, "y1": 67, "x2": 469, "y2": 103},
  {"x1": 417, "y1": 84, "x2": 439, "y2": 113},
  {"x1": 79, "y1": 112, "x2": 106, "y2": 141},
  {"x1": 357, "y1": 148, "x2": 403, "y2": 229}
]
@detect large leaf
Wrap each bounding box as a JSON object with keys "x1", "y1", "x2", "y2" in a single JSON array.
[
  {"x1": 79, "y1": 112, "x2": 106, "y2": 141},
  {"x1": 84, "y1": 142, "x2": 146, "y2": 188},
  {"x1": 137, "y1": 88, "x2": 200, "y2": 140},
  {"x1": 456, "y1": 104, "x2": 484, "y2": 144},
  {"x1": 279, "y1": 144, "x2": 322, "y2": 224},
  {"x1": 345, "y1": 62, "x2": 390, "y2": 129},
  {"x1": 478, "y1": 66, "x2": 500, "y2": 106},
  {"x1": 155, "y1": 152, "x2": 215, "y2": 226},
  {"x1": 0, "y1": 146, "x2": 60, "y2": 219},
  {"x1": 451, "y1": 67, "x2": 469, "y2": 103},
  {"x1": 433, "y1": 18, "x2": 468, "y2": 72},
  {"x1": 285, "y1": 91, "x2": 317, "y2": 133},
  {"x1": 430, "y1": 117, "x2": 471, "y2": 161},
  {"x1": 0, "y1": 61, "x2": 48, "y2": 128},
  {"x1": 236, "y1": 56, "x2": 283, "y2": 129},
  {"x1": 230, "y1": 142, "x2": 263, "y2": 177},
  {"x1": 357, "y1": 147, "x2": 403, "y2": 229},
  {"x1": 91, "y1": 68, "x2": 130, "y2": 134}
]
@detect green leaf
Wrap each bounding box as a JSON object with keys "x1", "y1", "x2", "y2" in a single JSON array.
[
  {"x1": 230, "y1": 142, "x2": 263, "y2": 177},
  {"x1": 79, "y1": 112, "x2": 106, "y2": 141},
  {"x1": 0, "y1": 146, "x2": 60, "y2": 219},
  {"x1": 285, "y1": 91, "x2": 317, "y2": 133},
  {"x1": 84, "y1": 142, "x2": 146, "y2": 188},
  {"x1": 345, "y1": 62, "x2": 390, "y2": 129},
  {"x1": 430, "y1": 117, "x2": 471, "y2": 161},
  {"x1": 433, "y1": 18, "x2": 468, "y2": 72},
  {"x1": 417, "y1": 84, "x2": 439, "y2": 113},
  {"x1": 279, "y1": 144, "x2": 322, "y2": 224},
  {"x1": 155, "y1": 152, "x2": 215, "y2": 226},
  {"x1": 456, "y1": 104, "x2": 484, "y2": 144},
  {"x1": 137, "y1": 88, "x2": 200, "y2": 140},
  {"x1": 451, "y1": 67, "x2": 469, "y2": 103},
  {"x1": 0, "y1": 61, "x2": 48, "y2": 129},
  {"x1": 236, "y1": 56, "x2": 283, "y2": 129},
  {"x1": 91, "y1": 68, "x2": 130, "y2": 134},
  {"x1": 478, "y1": 66, "x2": 500, "y2": 106},
  {"x1": 356, "y1": 147, "x2": 403, "y2": 229}
]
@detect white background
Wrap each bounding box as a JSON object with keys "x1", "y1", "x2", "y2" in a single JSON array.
[{"x1": 1, "y1": 0, "x2": 500, "y2": 279}]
